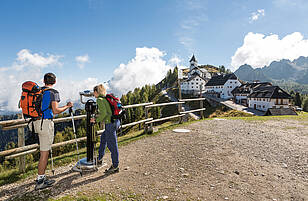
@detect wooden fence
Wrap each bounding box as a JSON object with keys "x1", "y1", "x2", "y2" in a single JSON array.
[{"x1": 0, "y1": 98, "x2": 205, "y2": 172}]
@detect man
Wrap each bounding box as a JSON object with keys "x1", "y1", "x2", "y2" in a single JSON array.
[{"x1": 33, "y1": 73, "x2": 73, "y2": 190}]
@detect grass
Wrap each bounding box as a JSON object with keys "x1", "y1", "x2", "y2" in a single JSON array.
[{"x1": 226, "y1": 111, "x2": 308, "y2": 122}]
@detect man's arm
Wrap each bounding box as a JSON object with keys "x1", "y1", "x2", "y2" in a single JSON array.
[{"x1": 51, "y1": 101, "x2": 73, "y2": 114}]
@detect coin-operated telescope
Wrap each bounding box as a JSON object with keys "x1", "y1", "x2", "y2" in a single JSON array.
[{"x1": 72, "y1": 90, "x2": 102, "y2": 175}]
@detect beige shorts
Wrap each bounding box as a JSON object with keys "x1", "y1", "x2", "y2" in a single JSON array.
[{"x1": 29, "y1": 119, "x2": 54, "y2": 151}]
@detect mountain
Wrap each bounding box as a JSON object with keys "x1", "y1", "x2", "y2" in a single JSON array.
[
  {"x1": 234, "y1": 64, "x2": 271, "y2": 82},
  {"x1": 234, "y1": 56, "x2": 308, "y2": 86}
]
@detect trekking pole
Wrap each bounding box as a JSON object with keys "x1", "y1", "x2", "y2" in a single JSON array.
[
  {"x1": 50, "y1": 148, "x2": 55, "y2": 175},
  {"x1": 70, "y1": 107, "x2": 81, "y2": 167}
]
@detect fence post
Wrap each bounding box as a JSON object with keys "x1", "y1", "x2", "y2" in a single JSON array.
[
  {"x1": 178, "y1": 78, "x2": 183, "y2": 124},
  {"x1": 17, "y1": 113, "x2": 26, "y2": 173},
  {"x1": 200, "y1": 84, "x2": 204, "y2": 119},
  {"x1": 144, "y1": 107, "x2": 148, "y2": 133}
]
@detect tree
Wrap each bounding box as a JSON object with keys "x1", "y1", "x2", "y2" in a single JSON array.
[
  {"x1": 219, "y1": 65, "x2": 225, "y2": 73},
  {"x1": 294, "y1": 92, "x2": 302, "y2": 107},
  {"x1": 302, "y1": 97, "x2": 308, "y2": 112}
]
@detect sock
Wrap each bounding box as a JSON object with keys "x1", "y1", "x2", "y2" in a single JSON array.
[{"x1": 37, "y1": 174, "x2": 45, "y2": 181}]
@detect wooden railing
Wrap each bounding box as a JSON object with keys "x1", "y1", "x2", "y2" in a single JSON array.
[{"x1": 0, "y1": 98, "x2": 205, "y2": 172}]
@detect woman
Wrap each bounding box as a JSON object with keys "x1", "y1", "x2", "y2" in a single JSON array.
[{"x1": 91, "y1": 84, "x2": 120, "y2": 174}]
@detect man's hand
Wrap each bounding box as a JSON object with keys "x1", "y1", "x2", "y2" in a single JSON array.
[{"x1": 66, "y1": 102, "x2": 73, "y2": 107}]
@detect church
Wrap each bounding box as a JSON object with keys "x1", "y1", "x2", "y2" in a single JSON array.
[{"x1": 180, "y1": 55, "x2": 212, "y2": 95}]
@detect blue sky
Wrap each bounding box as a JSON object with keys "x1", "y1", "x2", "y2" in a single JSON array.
[{"x1": 1, "y1": 0, "x2": 308, "y2": 111}]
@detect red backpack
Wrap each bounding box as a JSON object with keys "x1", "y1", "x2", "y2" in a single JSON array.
[
  {"x1": 19, "y1": 81, "x2": 50, "y2": 119},
  {"x1": 105, "y1": 94, "x2": 126, "y2": 121}
]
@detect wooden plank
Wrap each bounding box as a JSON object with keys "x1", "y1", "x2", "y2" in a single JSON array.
[
  {"x1": 6, "y1": 149, "x2": 38, "y2": 160},
  {"x1": 122, "y1": 102, "x2": 153, "y2": 109},
  {"x1": 121, "y1": 118, "x2": 153, "y2": 128},
  {"x1": 145, "y1": 114, "x2": 185, "y2": 124},
  {"x1": 0, "y1": 144, "x2": 39, "y2": 157},
  {"x1": 2, "y1": 123, "x2": 28, "y2": 130},
  {"x1": 0, "y1": 118, "x2": 29, "y2": 127},
  {"x1": 179, "y1": 98, "x2": 206, "y2": 102},
  {"x1": 96, "y1": 129, "x2": 105, "y2": 135},
  {"x1": 1, "y1": 115, "x2": 87, "y2": 130},
  {"x1": 4, "y1": 134, "x2": 103, "y2": 159},
  {"x1": 180, "y1": 108, "x2": 205, "y2": 114},
  {"x1": 51, "y1": 136, "x2": 87, "y2": 148},
  {"x1": 53, "y1": 115, "x2": 86, "y2": 123},
  {"x1": 145, "y1": 102, "x2": 184, "y2": 108}
]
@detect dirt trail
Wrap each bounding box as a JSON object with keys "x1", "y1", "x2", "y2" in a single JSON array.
[{"x1": 1, "y1": 118, "x2": 307, "y2": 201}]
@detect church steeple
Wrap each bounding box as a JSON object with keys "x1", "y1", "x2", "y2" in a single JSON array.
[
  {"x1": 190, "y1": 54, "x2": 197, "y2": 63},
  {"x1": 189, "y1": 54, "x2": 198, "y2": 70}
]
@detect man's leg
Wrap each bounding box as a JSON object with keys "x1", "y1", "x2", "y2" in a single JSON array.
[
  {"x1": 35, "y1": 120, "x2": 55, "y2": 190},
  {"x1": 38, "y1": 151, "x2": 49, "y2": 175}
]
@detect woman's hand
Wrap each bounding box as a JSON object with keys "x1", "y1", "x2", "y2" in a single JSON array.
[{"x1": 90, "y1": 117, "x2": 96, "y2": 123}]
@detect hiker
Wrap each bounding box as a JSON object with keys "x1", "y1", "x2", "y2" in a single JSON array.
[
  {"x1": 90, "y1": 84, "x2": 120, "y2": 174},
  {"x1": 32, "y1": 73, "x2": 73, "y2": 190}
]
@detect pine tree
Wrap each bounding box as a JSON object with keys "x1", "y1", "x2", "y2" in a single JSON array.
[
  {"x1": 302, "y1": 97, "x2": 308, "y2": 112},
  {"x1": 294, "y1": 92, "x2": 302, "y2": 107}
]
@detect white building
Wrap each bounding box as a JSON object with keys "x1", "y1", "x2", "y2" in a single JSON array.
[
  {"x1": 231, "y1": 82, "x2": 272, "y2": 106},
  {"x1": 180, "y1": 55, "x2": 211, "y2": 94},
  {"x1": 204, "y1": 73, "x2": 241, "y2": 99},
  {"x1": 247, "y1": 86, "x2": 292, "y2": 111},
  {"x1": 181, "y1": 74, "x2": 207, "y2": 94}
]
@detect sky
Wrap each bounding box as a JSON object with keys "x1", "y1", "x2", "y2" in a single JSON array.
[{"x1": 1, "y1": 0, "x2": 308, "y2": 111}]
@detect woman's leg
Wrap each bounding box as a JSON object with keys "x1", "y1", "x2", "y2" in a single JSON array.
[
  {"x1": 98, "y1": 130, "x2": 107, "y2": 160},
  {"x1": 106, "y1": 120, "x2": 120, "y2": 167}
]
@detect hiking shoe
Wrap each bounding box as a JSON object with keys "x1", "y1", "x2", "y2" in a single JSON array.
[
  {"x1": 97, "y1": 157, "x2": 104, "y2": 165},
  {"x1": 35, "y1": 177, "x2": 55, "y2": 190},
  {"x1": 105, "y1": 165, "x2": 119, "y2": 174}
]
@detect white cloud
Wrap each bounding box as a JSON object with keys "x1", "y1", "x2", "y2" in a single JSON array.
[
  {"x1": 231, "y1": 32, "x2": 308, "y2": 70},
  {"x1": 249, "y1": 9, "x2": 265, "y2": 23},
  {"x1": 169, "y1": 55, "x2": 182, "y2": 66},
  {"x1": 108, "y1": 47, "x2": 172, "y2": 96},
  {"x1": 56, "y1": 77, "x2": 99, "y2": 104},
  {"x1": 75, "y1": 54, "x2": 90, "y2": 69},
  {"x1": 14, "y1": 49, "x2": 62, "y2": 70},
  {"x1": 0, "y1": 50, "x2": 97, "y2": 112}
]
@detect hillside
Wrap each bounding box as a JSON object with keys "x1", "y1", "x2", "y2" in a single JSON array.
[{"x1": 1, "y1": 115, "x2": 307, "y2": 200}]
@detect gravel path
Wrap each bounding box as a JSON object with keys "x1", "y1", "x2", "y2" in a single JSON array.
[{"x1": 0, "y1": 118, "x2": 307, "y2": 201}]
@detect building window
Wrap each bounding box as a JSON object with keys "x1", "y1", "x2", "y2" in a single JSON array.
[
  {"x1": 230, "y1": 82, "x2": 232, "y2": 83},
  {"x1": 192, "y1": 86, "x2": 194, "y2": 88}
]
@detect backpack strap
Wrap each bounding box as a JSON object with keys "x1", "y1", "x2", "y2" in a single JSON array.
[{"x1": 40, "y1": 87, "x2": 53, "y2": 130}]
